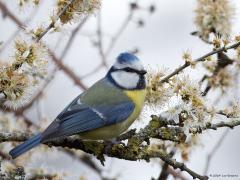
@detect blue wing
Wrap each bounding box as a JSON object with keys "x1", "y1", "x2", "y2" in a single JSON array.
[{"x1": 41, "y1": 101, "x2": 134, "y2": 142}]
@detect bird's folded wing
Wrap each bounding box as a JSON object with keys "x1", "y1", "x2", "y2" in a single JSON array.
[{"x1": 41, "y1": 101, "x2": 134, "y2": 142}]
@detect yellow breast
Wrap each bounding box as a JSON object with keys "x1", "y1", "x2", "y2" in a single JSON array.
[
  {"x1": 121, "y1": 89, "x2": 147, "y2": 127},
  {"x1": 125, "y1": 89, "x2": 146, "y2": 109}
]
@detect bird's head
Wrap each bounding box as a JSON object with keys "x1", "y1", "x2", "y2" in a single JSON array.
[{"x1": 107, "y1": 52, "x2": 147, "y2": 90}]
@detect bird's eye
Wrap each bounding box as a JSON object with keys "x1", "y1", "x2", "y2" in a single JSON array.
[{"x1": 124, "y1": 67, "x2": 133, "y2": 72}]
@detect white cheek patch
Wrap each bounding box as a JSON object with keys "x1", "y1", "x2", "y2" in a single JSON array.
[{"x1": 111, "y1": 71, "x2": 139, "y2": 89}]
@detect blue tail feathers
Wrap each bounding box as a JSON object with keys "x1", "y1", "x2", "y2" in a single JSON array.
[{"x1": 9, "y1": 133, "x2": 42, "y2": 159}]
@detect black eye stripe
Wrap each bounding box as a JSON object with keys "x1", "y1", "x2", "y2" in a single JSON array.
[
  {"x1": 123, "y1": 67, "x2": 137, "y2": 73},
  {"x1": 123, "y1": 68, "x2": 147, "y2": 75},
  {"x1": 111, "y1": 67, "x2": 147, "y2": 75}
]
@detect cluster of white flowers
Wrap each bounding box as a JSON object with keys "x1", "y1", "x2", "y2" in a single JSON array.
[
  {"x1": 222, "y1": 102, "x2": 240, "y2": 118},
  {"x1": 18, "y1": 0, "x2": 40, "y2": 7},
  {"x1": 0, "y1": 34, "x2": 48, "y2": 109},
  {"x1": 145, "y1": 70, "x2": 223, "y2": 160},
  {"x1": 57, "y1": 0, "x2": 101, "y2": 24},
  {"x1": 145, "y1": 67, "x2": 174, "y2": 107},
  {"x1": 202, "y1": 56, "x2": 235, "y2": 94},
  {"x1": 146, "y1": 72, "x2": 214, "y2": 131},
  {"x1": 195, "y1": 0, "x2": 234, "y2": 41}
]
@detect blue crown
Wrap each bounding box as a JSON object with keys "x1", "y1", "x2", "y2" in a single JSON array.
[{"x1": 117, "y1": 52, "x2": 139, "y2": 64}]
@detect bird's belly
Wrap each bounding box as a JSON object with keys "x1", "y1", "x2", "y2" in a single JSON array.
[
  {"x1": 78, "y1": 109, "x2": 139, "y2": 140},
  {"x1": 78, "y1": 123, "x2": 125, "y2": 140},
  {"x1": 79, "y1": 89, "x2": 146, "y2": 140}
]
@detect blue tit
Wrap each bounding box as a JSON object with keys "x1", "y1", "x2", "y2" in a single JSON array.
[{"x1": 9, "y1": 52, "x2": 147, "y2": 159}]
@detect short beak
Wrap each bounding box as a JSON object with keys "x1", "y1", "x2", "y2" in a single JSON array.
[{"x1": 139, "y1": 70, "x2": 147, "y2": 75}]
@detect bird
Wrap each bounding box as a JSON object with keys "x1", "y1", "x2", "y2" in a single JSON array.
[{"x1": 9, "y1": 52, "x2": 147, "y2": 159}]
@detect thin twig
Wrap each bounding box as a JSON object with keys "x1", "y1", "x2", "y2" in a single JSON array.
[
  {"x1": 49, "y1": 50, "x2": 87, "y2": 90},
  {"x1": 160, "y1": 41, "x2": 240, "y2": 83},
  {"x1": 0, "y1": 2, "x2": 24, "y2": 28},
  {"x1": 201, "y1": 52, "x2": 234, "y2": 96},
  {"x1": 97, "y1": 10, "x2": 108, "y2": 68},
  {"x1": 82, "y1": 7, "x2": 136, "y2": 80},
  {"x1": 0, "y1": 4, "x2": 40, "y2": 53},
  {"x1": 81, "y1": 61, "x2": 104, "y2": 79},
  {"x1": 150, "y1": 150, "x2": 208, "y2": 180},
  {"x1": 36, "y1": 0, "x2": 76, "y2": 42},
  {"x1": 60, "y1": 148, "x2": 102, "y2": 175},
  {"x1": 203, "y1": 129, "x2": 229, "y2": 174},
  {"x1": 60, "y1": 15, "x2": 89, "y2": 59},
  {"x1": 189, "y1": 120, "x2": 240, "y2": 134},
  {"x1": 105, "y1": 10, "x2": 134, "y2": 57},
  {"x1": 158, "y1": 149, "x2": 175, "y2": 180}
]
